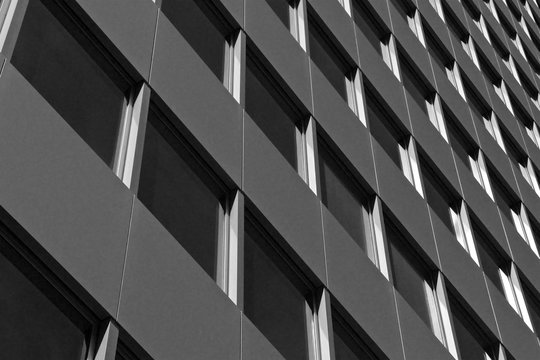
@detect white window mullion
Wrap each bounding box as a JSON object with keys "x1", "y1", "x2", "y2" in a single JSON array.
[
  {"x1": 389, "y1": 35, "x2": 401, "y2": 81},
  {"x1": 477, "y1": 151, "x2": 494, "y2": 200},
  {"x1": 520, "y1": 205, "x2": 539, "y2": 257},
  {"x1": 460, "y1": 203, "x2": 480, "y2": 265},
  {"x1": 366, "y1": 197, "x2": 390, "y2": 280},
  {"x1": 409, "y1": 138, "x2": 424, "y2": 197},
  {"x1": 352, "y1": 70, "x2": 367, "y2": 127},
  {"x1": 510, "y1": 264, "x2": 534, "y2": 330},
  {"x1": 435, "y1": 274, "x2": 459, "y2": 359},
  {"x1": 316, "y1": 289, "x2": 334, "y2": 360},
  {"x1": 500, "y1": 267, "x2": 520, "y2": 313}
]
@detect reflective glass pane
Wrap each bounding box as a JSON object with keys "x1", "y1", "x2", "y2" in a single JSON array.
[
  {"x1": 386, "y1": 223, "x2": 432, "y2": 326},
  {"x1": 245, "y1": 60, "x2": 298, "y2": 169},
  {"x1": 138, "y1": 112, "x2": 221, "y2": 279},
  {"x1": 0, "y1": 252, "x2": 87, "y2": 360},
  {"x1": 12, "y1": 0, "x2": 125, "y2": 167},
  {"x1": 367, "y1": 95, "x2": 402, "y2": 168},
  {"x1": 161, "y1": 0, "x2": 226, "y2": 81},
  {"x1": 243, "y1": 221, "x2": 310, "y2": 360},
  {"x1": 266, "y1": 0, "x2": 291, "y2": 29},
  {"x1": 318, "y1": 141, "x2": 367, "y2": 250},
  {"x1": 333, "y1": 317, "x2": 376, "y2": 360}
]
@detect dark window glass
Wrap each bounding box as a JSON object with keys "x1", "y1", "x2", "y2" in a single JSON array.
[
  {"x1": 386, "y1": 222, "x2": 432, "y2": 327},
  {"x1": 422, "y1": 162, "x2": 453, "y2": 230},
  {"x1": 425, "y1": 32, "x2": 448, "y2": 76},
  {"x1": 245, "y1": 58, "x2": 298, "y2": 169},
  {"x1": 400, "y1": 60, "x2": 428, "y2": 115},
  {"x1": 0, "y1": 252, "x2": 88, "y2": 360},
  {"x1": 243, "y1": 220, "x2": 310, "y2": 360},
  {"x1": 450, "y1": 298, "x2": 493, "y2": 360},
  {"x1": 318, "y1": 140, "x2": 368, "y2": 250},
  {"x1": 490, "y1": 178, "x2": 513, "y2": 223},
  {"x1": 367, "y1": 94, "x2": 402, "y2": 167},
  {"x1": 524, "y1": 286, "x2": 540, "y2": 335},
  {"x1": 138, "y1": 111, "x2": 222, "y2": 279},
  {"x1": 473, "y1": 225, "x2": 504, "y2": 293},
  {"x1": 266, "y1": 0, "x2": 291, "y2": 29},
  {"x1": 352, "y1": 3, "x2": 383, "y2": 55},
  {"x1": 309, "y1": 19, "x2": 348, "y2": 101},
  {"x1": 333, "y1": 316, "x2": 376, "y2": 360},
  {"x1": 161, "y1": 0, "x2": 226, "y2": 81},
  {"x1": 447, "y1": 122, "x2": 471, "y2": 167},
  {"x1": 12, "y1": 0, "x2": 126, "y2": 167}
]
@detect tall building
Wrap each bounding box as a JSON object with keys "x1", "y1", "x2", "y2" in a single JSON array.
[{"x1": 2, "y1": 0, "x2": 540, "y2": 359}]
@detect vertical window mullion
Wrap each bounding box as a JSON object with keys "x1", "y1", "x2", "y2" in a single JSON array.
[
  {"x1": 510, "y1": 264, "x2": 534, "y2": 330},
  {"x1": 113, "y1": 83, "x2": 151, "y2": 191},
  {"x1": 434, "y1": 94, "x2": 449, "y2": 141},
  {"x1": 408, "y1": 138, "x2": 424, "y2": 197},
  {"x1": 435, "y1": 274, "x2": 459, "y2": 359},
  {"x1": 415, "y1": 11, "x2": 426, "y2": 46},
  {"x1": 369, "y1": 197, "x2": 390, "y2": 280},
  {"x1": 389, "y1": 35, "x2": 401, "y2": 81},
  {"x1": 477, "y1": 151, "x2": 494, "y2": 200},
  {"x1": 353, "y1": 69, "x2": 367, "y2": 126},
  {"x1": 304, "y1": 117, "x2": 319, "y2": 195},
  {"x1": 520, "y1": 205, "x2": 539, "y2": 256},
  {"x1": 460, "y1": 203, "x2": 480, "y2": 265},
  {"x1": 316, "y1": 289, "x2": 335, "y2": 360}
]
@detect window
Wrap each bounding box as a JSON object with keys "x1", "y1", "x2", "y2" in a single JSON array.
[
  {"x1": 475, "y1": 13, "x2": 492, "y2": 43},
  {"x1": 445, "y1": 62, "x2": 466, "y2": 98},
  {"x1": 469, "y1": 151, "x2": 494, "y2": 200},
  {"x1": 137, "y1": 108, "x2": 226, "y2": 280},
  {"x1": 386, "y1": 221, "x2": 456, "y2": 351},
  {"x1": 399, "y1": 137, "x2": 424, "y2": 197},
  {"x1": 11, "y1": 0, "x2": 129, "y2": 167},
  {"x1": 429, "y1": 0, "x2": 445, "y2": 21},
  {"x1": 519, "y1": 158, "x2": 540, "y2": 196},
  {"x1": 243, "y1": 218, "x2": 315, "y2": 360},
  {"x1": 531, "y1": 92, "x2": 540, "y2": 110},
  {"x1": 245, "y1": 55, "x2": 301, "y2": 170},
  {"x1": 519, "y1": 16, "x2": 531, "y2": 38},
  {"x1": 512, "y1": 33, "x2": 526, "y2": 57},
  {"x1": 308, "y1": 17, "x2": 363, "y2": 117},
  {"x1": 367, "y1": 92, "x2": 422, "y2": 197},
  {"x1": 426, "y1": 94, "x2": 448, "y2": 142},
  {"x1": 266, "y1": 0, "x2": 306, "y2": 50},
  {"x1": 523, "y1": 285, "x2": 540, "y2": 335},
  {"x1": 462, "y1": 36, "x2": 480, "y2": 68},
  {"x1": 474, "y1": 223, "x2": 505, "y2": 293},
  {"x1": 499, "y1": 264, "x2": 534, "y2": 330},
  {"x1": 483, "y1": 112, "x2": 506, "y2": 152},
  {"x1": 502, "y1": 54, "x2": 521, "y2": 84},
  {"x1": 407, "y1": 9, "x2": 426, "y2": 46},
  {"x1": 493, "y1": 79, "x2": 514, "y2": 115},
  {"x1": 422, "y1": 160, "x2": 455, "y2": 231},
  {"x1": 525, "y1": 121, "x2": 540, "y2": 148},
  {"x1": 381, "y1": 34, "x2": 401, "y2": 80},
  {"x1": 161, "y1": 0, "x2": 238, "y2": 89},
  {"x1": 317, "y1": 138, "x2": 389, "y2": 278},
  {"x1": 449, "y1": 296, "x2": 498, "y2": 360},
  {"x1": 450, "y1": 201, "x2": 480, "y2": 265},
  {"x1": 0, "y1": 250, "x2": 89, "y2": 359},
  {"x1": 332, "y1": 312, "x2": 379, "y2": 360},
  {"x1": 511, "y1": 204, "x2": 540, "y2": 257}
]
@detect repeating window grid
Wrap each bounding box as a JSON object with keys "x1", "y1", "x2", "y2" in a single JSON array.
[
  {"x1": 499, "y1": 264, "x2": 534, "y2": 331},
  {"x1": 450, "y1": 202, "x2": 480, "y2": 266},
  {"x1": 519, "y1": 158, "x2": 540, "y2": 196},
  {"x1": 382, "y1": 34, "x2": 401, "y2": 81},
  {"x1": 399, "y1": 137, "x2": 424, "y2": 198},
  {"x1": 462, "y1": 36, "x2": 481, "y2": 68},
  {"x1": 429, "y1": 0, "x2": 446, "y2": 22},
  {"x1": 469, "y1": 150, "x2": 494, "y2": 200},
  {"x1": 483, "y1": 112, "x2": 507, "y2": 153},
  {"x1": 511, "y1": 204, "x2": 540, "y2": 257},
  {"x1": 426, "y1": 93, "x2": 449, "y2": 142},
  {"x1": 407, "y1": 9, "x2": 426, "y2": 47}
]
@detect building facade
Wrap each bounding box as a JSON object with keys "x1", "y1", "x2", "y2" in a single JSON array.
[{"x1": 1, "y1": 0, "x2": 540, "y2": 359}]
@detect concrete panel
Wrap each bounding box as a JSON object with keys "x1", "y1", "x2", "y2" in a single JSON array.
[
  {"x1": 74, "y1": 0, "x2": 158, "y2": 80},
  {"x1": 0, "y1": 63, "x2": 132, "y2": 315},
  {"x1": 311, "y1": 62, "x2": 377, "y2": 192},
  {"x1": 118, "y1": 199, "x2": 241, "y2": 360},
  {"x1": 418, "y1": 0, "x2": 454, "y2": 53},
  {"x1": 242, "y1": 315, "x2": 285, "y2": 360},
  {"x1": 243, "y1": 114, "x2": 327, "y2": 284},
  {"x1": 373, "y1": 140, "x2": 440, "y2": 267},
  {"x1": 323, "y1": 206, "x2": 405, "y2": 360},
  {"x1": 150, "y1": 13, "x2": 243, "y2": 187},
  {"x1": 395, "y1": 292, "x2": 455, "y2": 360},
  {"x1": 245, "y1": 0, "x2": 312, "y2": 112},
  {"x1": 508, "y1": 230, "x2": 540, "y2": 297}
]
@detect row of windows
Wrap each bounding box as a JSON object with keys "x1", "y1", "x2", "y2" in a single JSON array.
[{"x1": 4, "y1": 1, "x2": 540, "y2": 360}]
